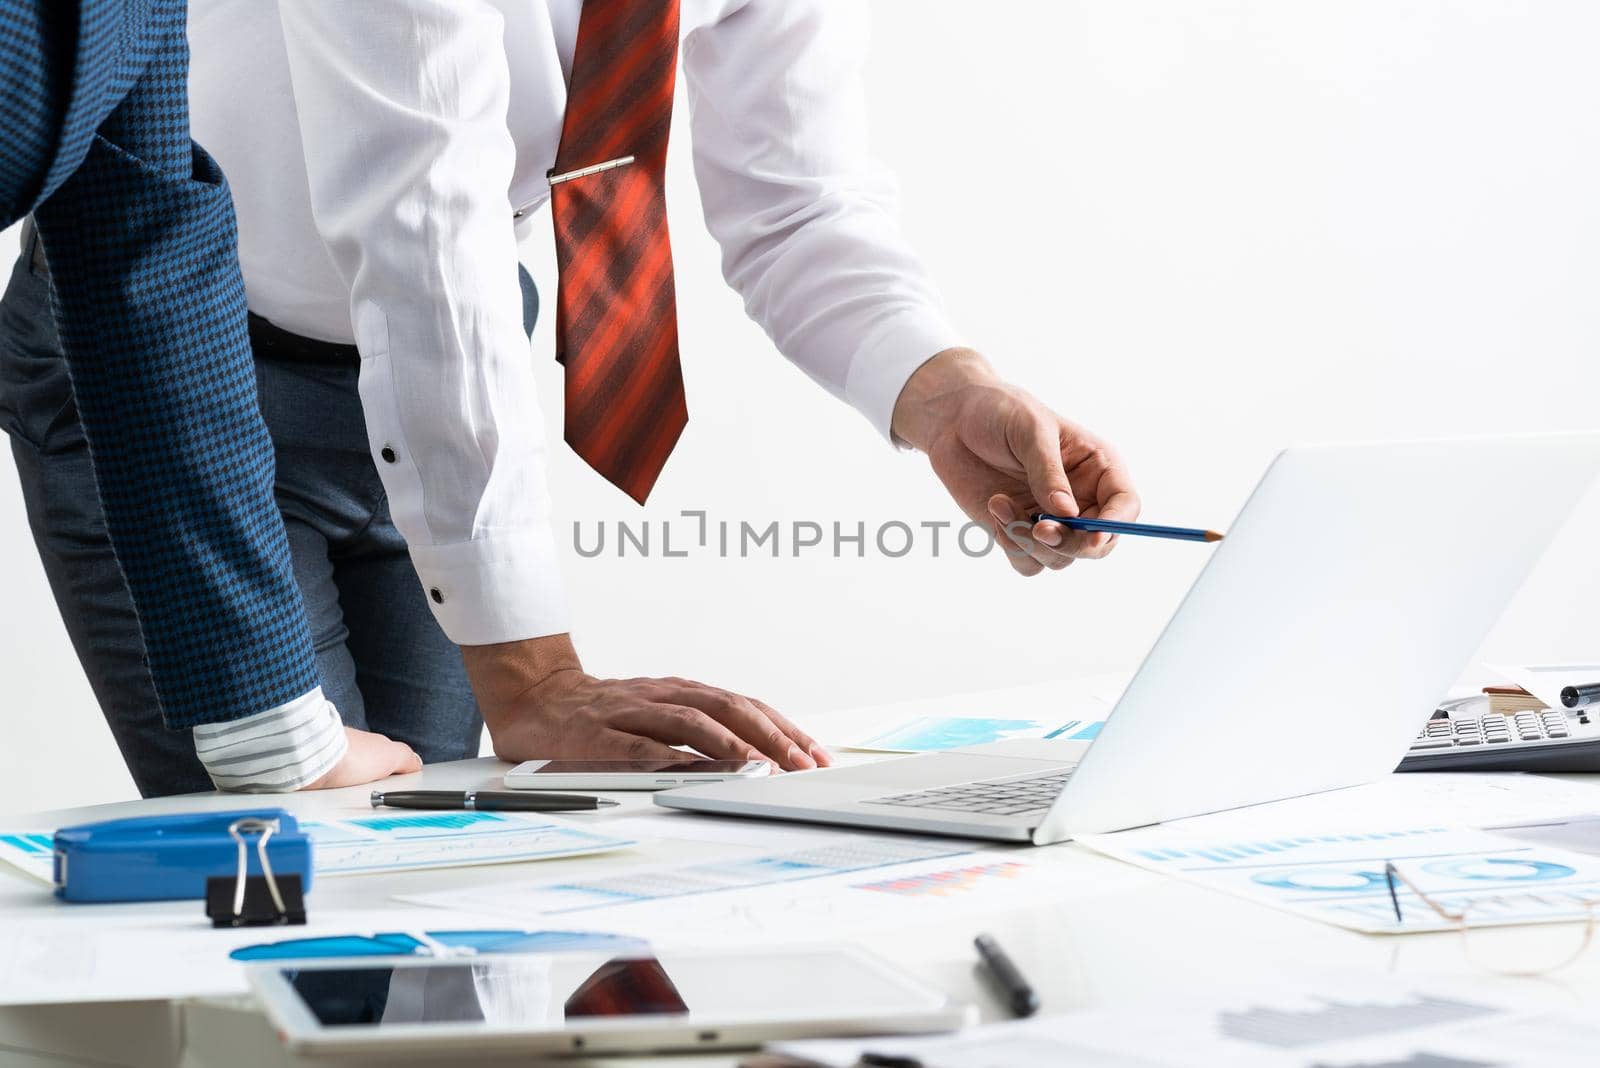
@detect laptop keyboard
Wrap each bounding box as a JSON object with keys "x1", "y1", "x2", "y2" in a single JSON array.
[{"x1": 861, "y1": 768, "x2": 1077, "y2": 817}]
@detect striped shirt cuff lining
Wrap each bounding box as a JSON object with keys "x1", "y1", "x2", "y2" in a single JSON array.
[{"x1": 194, "y1": 689, "x2": 347, "y2": 792}]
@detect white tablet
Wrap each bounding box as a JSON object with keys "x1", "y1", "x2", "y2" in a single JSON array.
[{"x1": 248, "y1": 945, "x2": 974, "y2": 1056}]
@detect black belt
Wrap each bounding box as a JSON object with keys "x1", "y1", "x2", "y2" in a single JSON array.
[
  {"x1": 247, "y1": 313, "x2": 361, "y2": 369},
  {"x1": 25, "y1": 217, "x2": 359, "y2": 369}
]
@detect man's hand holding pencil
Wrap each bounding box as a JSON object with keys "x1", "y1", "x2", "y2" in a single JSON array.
[{"x1": 892, "y1": 347, "x2": 1154, "y2": 574}]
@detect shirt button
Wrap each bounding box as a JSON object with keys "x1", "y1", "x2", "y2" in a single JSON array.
[
  {"x1": 381, "y1": 445, "x2": 397, "y2": 463},
  {"x1": 430, "y1": 587, "x2": 445, "y2": 605}
]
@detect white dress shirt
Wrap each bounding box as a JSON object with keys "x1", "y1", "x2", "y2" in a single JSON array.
[
  {"x1": 188, "y1": 0, "x2": 962, "y2": 644},
  {"x1": 182, "y1": 0, "x2": 963, "y2": 785}
]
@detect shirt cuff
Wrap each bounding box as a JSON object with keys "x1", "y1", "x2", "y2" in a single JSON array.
[
  {"x1": 843, "y1": 309, "x2": 968, "y2": 447},
  {"x1": 193, "y1": 688, "x2": 348, "y2": 793},
  {"x1": 408, "y1": 527, "x2": 571, "y2": 646}
]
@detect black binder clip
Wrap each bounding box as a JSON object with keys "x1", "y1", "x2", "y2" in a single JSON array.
[{"x1": 205, "y1": 816, "x2": 306, "y2": 928}]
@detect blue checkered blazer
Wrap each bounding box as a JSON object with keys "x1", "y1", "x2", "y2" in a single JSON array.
[{"x1": 0, "y1": 1, "x2": 321, "y2": 729}]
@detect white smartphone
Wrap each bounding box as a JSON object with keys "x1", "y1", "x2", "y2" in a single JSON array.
[
  {"x1": 248, "y1": 945, "x2": 973, "y2": 1056},
  {"x1": 504, "y1": 758, "x2": 770, "y2": 791}
]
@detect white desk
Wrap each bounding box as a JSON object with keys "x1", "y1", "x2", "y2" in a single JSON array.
[{"x1": 4, "y1": 747, "x2": 1600, "y2": 1066}]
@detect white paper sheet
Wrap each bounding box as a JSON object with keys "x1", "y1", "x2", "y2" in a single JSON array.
[
  {"x1": 1143, "y1": 772, "x2": 1600, "y2": 839},
  {"x1": 400, "y1": 833, "x2": 970, "y2": 918},
  {"x1": 772, "y1": 978, "x2": 1600, "y2": 1068},
  {"x1": 397, "y1": 834, "x2": 1113, "y2": 946},
  {"x1": 0, "y1": 907, "x2": 492, "y2": 1006},
  {"x1": 596, "y1": 812, "x2": 863, "y2": 851},
  {"x1": 0, "y1": 811, "x2": 635, "y2": 887}
]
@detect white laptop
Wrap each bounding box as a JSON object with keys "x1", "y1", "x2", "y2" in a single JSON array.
[{"x1": 658, "y1": 434, "x2": 1600, "y2": 844}]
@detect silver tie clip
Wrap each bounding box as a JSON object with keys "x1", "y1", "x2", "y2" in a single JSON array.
[{"x1": 547, "y1": 155, "x2": 636, "y2": 187}]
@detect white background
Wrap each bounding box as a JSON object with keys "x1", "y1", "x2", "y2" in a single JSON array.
[{"x1": 3, "y1": 0, "x2": 1598, "y2": 813}]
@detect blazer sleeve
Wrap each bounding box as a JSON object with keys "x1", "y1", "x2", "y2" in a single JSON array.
[{"x1": 29, "y1": 3, "x2": 326, "y2": 733}]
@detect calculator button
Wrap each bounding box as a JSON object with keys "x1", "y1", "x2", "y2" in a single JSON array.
[{"x1": 1409, "y1": 740, "x2": 1455, "y2": 750}]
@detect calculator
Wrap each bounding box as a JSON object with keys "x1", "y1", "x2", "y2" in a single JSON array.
[{"x1": 1397, "y1": 696, "x2": 1600, "y2": 773}]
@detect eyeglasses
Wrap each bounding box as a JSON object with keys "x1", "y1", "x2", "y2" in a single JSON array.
[{"x1": 1383, "y1": 861, "x2": 1600, "y2": 976}]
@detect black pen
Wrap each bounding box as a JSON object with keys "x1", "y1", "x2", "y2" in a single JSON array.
[
  {"x1": 974, "y1": 933, "x2": 1039, "y2": 1018},
  {"x1": 370, "y1": 790, "x2": 618, "y2": 812},
  {"x1": 1561, "y1": 683, "x2": 1600, "y2": 709}
]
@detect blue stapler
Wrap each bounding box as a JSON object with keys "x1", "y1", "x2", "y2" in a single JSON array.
[{"x1": 53, "y1": 809, "x2": 313, "y2": 905}]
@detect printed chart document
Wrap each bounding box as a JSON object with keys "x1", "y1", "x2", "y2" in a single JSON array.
[
  {"x1": 1081, "y1": 823, "x2": 1600, "y2": 933},
  {"x1": 397, "y1": 823, "x2": 1120, "y2": 945},
  {"x1": 0, "y1": 810, "x2": 634, "y2": 884},
  {"x1": 1076, "y1": 774, "x2": 1600, "y2": 934},
  {"x1": 771, "y1": 978, "x2": 1600, "y2": 1067}
]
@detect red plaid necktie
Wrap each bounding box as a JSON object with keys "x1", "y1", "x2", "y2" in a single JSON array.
[{"x1": 550, "y1": 0, "x2": 686, "y2": 504}]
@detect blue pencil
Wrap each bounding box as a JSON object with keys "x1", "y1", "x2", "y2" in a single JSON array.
[{"x1": 1030, "y1": 513, "x2": 1224, "y2": 543}]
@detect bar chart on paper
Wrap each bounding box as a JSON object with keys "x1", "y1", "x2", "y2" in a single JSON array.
[
  {"x1": 1217, "y1": 994, "x2": 1487, "y2": 1049},
  {"x1": 854, "y1": 860, "x2": 1030, "y2": 898},
  {"x1": 401, "y1": 837, "x2": 974, "y2": 918},
  {"x1": 303, "y1": 811, "x2": 635, "y2": 875}
]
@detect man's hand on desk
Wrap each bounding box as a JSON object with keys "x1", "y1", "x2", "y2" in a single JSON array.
[
  {"x1": 892, "y1": 348, "x2": 1141, "y2": 576},
  {"x1": 462, "y1": 634, "x2": 832, "y2": 772},
  {"x1": 306, "y1": 727, "x2": 423, "y2": 789}
]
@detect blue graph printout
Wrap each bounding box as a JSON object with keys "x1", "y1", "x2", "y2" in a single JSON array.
[
  {"x1": 1081, "y1": 825, "x2": 1600, "y2": 933},
  {"x1": 404, "y1": 837, "x2": 974, "y2": 919},
  {"x1": 299, "y1": 811, "x2": 634, "y2": 875},
  {"x1": 852, "y1": 715, "x2": 1103, "y2": 752},
  {"x1": 0, "y1": 812, "x2": 634, "y2": 885}
]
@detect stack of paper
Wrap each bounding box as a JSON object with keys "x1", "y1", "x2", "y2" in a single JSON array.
[{"x1": 1483, "y1": 686, "x2": 1548, "y2": 715}]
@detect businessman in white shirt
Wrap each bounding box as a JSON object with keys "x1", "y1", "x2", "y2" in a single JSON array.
[{"x1": 0, "y1": 0, "x2": 1139, "y2": 794}]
